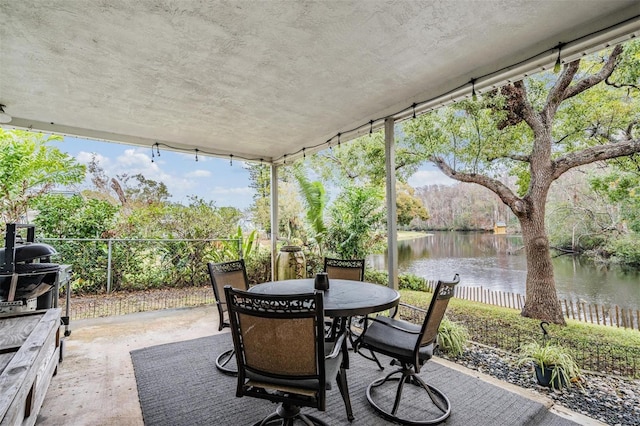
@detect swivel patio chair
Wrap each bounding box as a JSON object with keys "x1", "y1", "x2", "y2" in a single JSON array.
[
  {"x1": 323, "y1": 257, "x2": 384, "y2": 369},
  {"x1": 207, "y1": 259, "x2": 249, "y2": 375},
  {"x1": 224, "y1": 286, "x2": 354, "y2": 425},
  {"x1": 358, "y1": 274, "x2": 459, "y2": 425}
]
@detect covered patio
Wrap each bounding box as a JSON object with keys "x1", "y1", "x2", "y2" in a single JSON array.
[
  {"x1": 1, "y1": 1, "x2": 639, "y2": 288},
  {"x1": 1, "y1": 2, "x2": 640, "y2": 425},
  {"x1": 37, "y1": 305, "x2": 600, "y2": 426}
]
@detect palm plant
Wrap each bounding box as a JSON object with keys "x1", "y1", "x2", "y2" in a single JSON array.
[{"x1": 293, "y1": 168, "x2": 328, "y2": 256}]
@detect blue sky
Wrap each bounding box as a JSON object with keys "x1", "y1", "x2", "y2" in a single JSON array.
[{"x1": 54, "y1": 136, "x2": 454, "y2": 210}]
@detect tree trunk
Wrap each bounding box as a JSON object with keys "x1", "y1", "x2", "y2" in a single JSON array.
[{"x1": 519, "y1": 206, "x2": 566, "y2": 325}]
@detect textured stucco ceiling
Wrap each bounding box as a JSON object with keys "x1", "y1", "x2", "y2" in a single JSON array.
[{"x1": 1, "y1": 1, "x2": 639, "y2": 164}]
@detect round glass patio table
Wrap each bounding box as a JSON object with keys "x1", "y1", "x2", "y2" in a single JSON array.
[{"x1": 248, "y1": 278, "x2": 400, "y2": 318}]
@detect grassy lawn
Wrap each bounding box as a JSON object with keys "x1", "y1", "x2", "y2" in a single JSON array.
[
  {"x1": 399, "y1": 288, "x2": 640, "y2": 377},
  {"x1": 400, "y1": 289, "x2": 640, "y2": 347}
]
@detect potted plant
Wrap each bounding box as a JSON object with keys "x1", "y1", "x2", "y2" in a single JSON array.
[{"x1": 516, "y1": 341, "x2": 581, "y2": 389}]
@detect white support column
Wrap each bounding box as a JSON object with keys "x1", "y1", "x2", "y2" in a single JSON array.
[
  {"x1": 270, "y1": 164, "x2": 279, "y2": 281},
  {"x1": 385, "y1": 117, "x2": 398, "y2": 291}
]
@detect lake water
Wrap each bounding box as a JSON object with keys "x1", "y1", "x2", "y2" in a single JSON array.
[{"x1": 370, "y1": 232, "x2": 640, "y2": 310}]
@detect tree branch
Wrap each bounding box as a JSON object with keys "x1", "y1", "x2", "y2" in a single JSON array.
[
  {"x1": 544, "y1": 61, "x2": 580, "y2": 117},
  {"x1": 553, "y1": 137, "x2": 640, "y2": 179},
  {"x1": 503, "y1": 153, "x2": 531, "y2": 162},
  {"x1": 562, "y1": 45, "x2": 623, "y2": 100},
  {"x1": 431, "y1": 156, "x2": 522, "y2": 210}
]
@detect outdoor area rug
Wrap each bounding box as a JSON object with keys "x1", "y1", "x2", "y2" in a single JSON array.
[{"x1": 131, "y1": 333, "x2": 580, "y2": 426}]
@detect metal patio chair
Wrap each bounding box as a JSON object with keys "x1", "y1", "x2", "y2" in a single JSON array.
[
  {"x1": 323, "y1": 257, "x2": 385, "y2": 369},
  {"x1": 358, "y1": 274, "x2": 459, "y2": 425},
  {"x1": 207, "y1": 259, "x2": 249, "y2": 375},
  {"x1": 225, "y1": 286, "x2": 354, "y2": 425}
]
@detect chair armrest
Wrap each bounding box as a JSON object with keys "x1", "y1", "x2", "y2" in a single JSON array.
[
  {"x1": 326, "y1": 332, "x2": 346, "y2": 360},
  {"x1": 398, "y1": 301, "x2": 428, "y2": 314}
]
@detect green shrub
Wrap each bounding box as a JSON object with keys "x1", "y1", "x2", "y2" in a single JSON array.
[
  {"x1": 437, "y1": 316, "x2": 469, "y2": 356},
  {"x1": 363, "y1": 269, "x2": 428, "y2": 291},
  {"x1": 605, "y1": 234, "x2": 640, "y2": 266}
]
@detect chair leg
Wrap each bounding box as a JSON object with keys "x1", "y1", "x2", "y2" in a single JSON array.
[
  {"x1": 215, "y1": 348, "x2": 237, "y2": 376},
  {"x1": 336, "y1": 367, "x2": 354, "y2": 421},
  {"x1": 349, "y1": 318, "x2": 385, "y2": 370},
  {"x1": 366, "y1": 367, "x2": 451, "y2": 425}
]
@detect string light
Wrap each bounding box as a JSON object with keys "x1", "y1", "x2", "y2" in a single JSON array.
[
  {"x1": 155, "y1": 143, "x2": 160, "y2": 157},
  {"x1": 146, "y1": 30, "x2": 624, "y2": 165},
  {"x1": 554, "y1": 42, "x2": 564, "y2": 73},
  {"x1": 302, "y1": 147, "x2": 306, "y2": 159},
  {"x1": 229, "y1": 154, "x2": 233, "y2": 166},
  {"x1": 151, "y1": 146, "x2": 155, "y2": 162}
]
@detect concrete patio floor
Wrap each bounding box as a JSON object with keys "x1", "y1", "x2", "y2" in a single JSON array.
[{"x1": 36, "y1": 306, "x2": 602, "y2": 426}]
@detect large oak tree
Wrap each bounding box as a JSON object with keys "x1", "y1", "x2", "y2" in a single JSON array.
[{"x1": 405, "y1": 41, "x2": 640, "y2": 324}]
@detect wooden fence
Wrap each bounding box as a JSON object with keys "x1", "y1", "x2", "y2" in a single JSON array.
[{"x1": 425, "y1": 280, "x2": 640, "y2": 331}]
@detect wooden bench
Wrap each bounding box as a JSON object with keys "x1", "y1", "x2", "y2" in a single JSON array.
[{"x1": 0, "y1": 309, "x2": 61, "y2": 426}]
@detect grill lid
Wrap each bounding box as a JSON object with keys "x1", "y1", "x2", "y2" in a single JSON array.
[{"x1": 0, "y1": 242, "x2": 58, "y2": 265}]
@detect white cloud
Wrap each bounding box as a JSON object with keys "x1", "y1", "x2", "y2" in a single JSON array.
[
  {"x1": 408, "y1": 170, "x2": 456, "y2": 187},
  {"x1": 185, "y1": 170, "x2": 212, "y2": 178},
  {"x1": 76, "y1": 151, "x2": 111, "y2": 167},
  {"x1": 68, "y1": 141, "x2": 255, "y2": 209}
]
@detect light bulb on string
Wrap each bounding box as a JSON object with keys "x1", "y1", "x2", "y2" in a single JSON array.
[
  {"x1": 302, "y1": 148, "x2": 306, "y2": 159},
  {"x1": 229, "y1": 154, "x2": 233, "y2": 166},
  {"x1": 412, "y1": 103, "x2": 417, "y2": 119},
  {"x1": 151, "y1": 146, "x2": 155, "y2": 163},
  {"x1": 471, "y1": 79, "x2": 478, "y2": 101},
  {"x1": 195, "y1": 149, "x2": 199, "y2": 162},
  {"x1": 369, "y1": 120, "x2": 373, "y2": 135},
  {"x1": 554, "y1": 44, "x2": 563, "y2": 73},
  {"x1": 337, "y1": 133, "x2": 341, "y2": 148}
]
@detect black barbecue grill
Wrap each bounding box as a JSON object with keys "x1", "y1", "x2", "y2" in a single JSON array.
[{"x1": 0, "y1": 223, "x2": 64, "y2": 314}]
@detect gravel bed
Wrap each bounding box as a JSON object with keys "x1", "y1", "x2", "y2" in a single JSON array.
[{"x1": 439, "y1": 343, "x2": 640, "y2": 426}]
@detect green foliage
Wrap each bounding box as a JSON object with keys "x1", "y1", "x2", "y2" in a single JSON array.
[
  {"x1": 203, "y1": 226, "x2": 258, "y2": 263},
  {"x1": 0, "y1": 129, "x2": 85, "y2": 223},
  {"x1": 363, "y1": 269, "x2": 388, "y2": 285},
  {"x1": 34, "y1": 194, "x2": 119, "y2": 238},
  {"x1": 604, "y1": 234, "x2": 640, "y2": 266},
  {"x1": 591, "y1": 170, "x2": 640, "y2": 233},
  {"x1": 120, "y1": 173, "x2": 170, "y2": 204},
  {"x1": 437, "y1": 317, "x2": 470, "y2": 357},
  {"x1": 293, "y1": 166, "x2": 328, "y2": 254},
  {"x1": 311, "y1": 131, "x2": 427, "y2": 187},
  {"x1": 516, "y1": 341, "x2": 582, "y2": 389},
  {"x1": 325, "y1": 185, "x2": 386, "y2": 259},
  {"x1": 364, "y1": 269, "x2": 428, "y2": 291},
  {"x1": 247, "y1": 163, "x2": 272, "y2": 232},
  {"x1": 122, "y1": 196, "x2": 240, "y2": 239},
  {"x1": 396, "y1": 183, "x2": 429, "y2": 227},
  {"x1": 243, "y1": 245, "x2": 272, "y2": 285}
]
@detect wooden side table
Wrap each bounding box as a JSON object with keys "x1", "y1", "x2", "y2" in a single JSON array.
[{"x1": 0, "y1": 309, "x2": 61, "y2": 426}]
